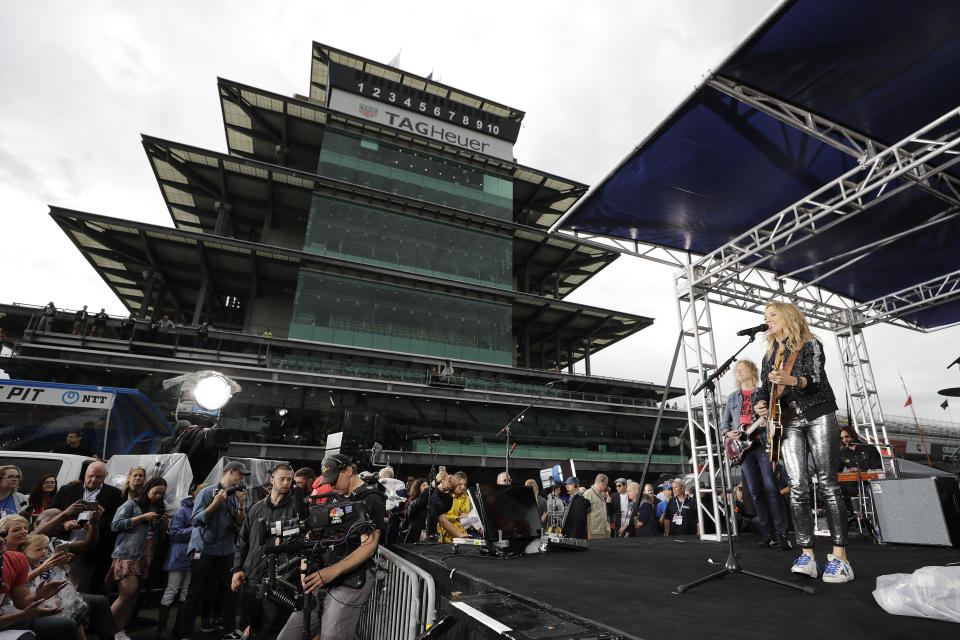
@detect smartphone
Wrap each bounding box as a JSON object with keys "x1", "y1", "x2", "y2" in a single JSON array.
[
  {"x1": 439, "y1": 466, "x2": 447, "y2": 474},
  {"x1": 54, "y1": 542, "x2": 71, "y2": 554},
  {"x1": 81, "y1": 500, "x2": 99, "y2": 510}
]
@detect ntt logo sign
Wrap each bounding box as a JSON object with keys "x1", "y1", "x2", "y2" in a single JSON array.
[{"x1": 0, "y1": 384, "x2": 115, "y2": 409}]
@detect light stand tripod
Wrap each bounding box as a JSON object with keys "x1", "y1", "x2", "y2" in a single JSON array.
[
  {"x1": 675, "y1": 334, "x2": 814, "y2": 595},
  {"x1": 497, "y1": 380, "x2": 561, "y2": 479}
]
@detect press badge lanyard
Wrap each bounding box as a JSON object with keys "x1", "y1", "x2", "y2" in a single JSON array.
[{"x1": 674, "y1": 498, "x2": 686, "y2": 520}]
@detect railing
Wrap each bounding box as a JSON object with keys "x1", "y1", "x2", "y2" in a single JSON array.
[
  {"x1": 357, "y1": 546, "x2": 436, "y2": 640},
  {"x1": 13, "y1": 301, "x2": 687, "y2": 410},
  {"x1": 410, "y1": 440, "x2": 683, "y2": 463}
]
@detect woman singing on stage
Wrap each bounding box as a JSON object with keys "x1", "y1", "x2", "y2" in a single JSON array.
[{"x1": 755, "y1": 302, "x2": 853, "y2": 583}]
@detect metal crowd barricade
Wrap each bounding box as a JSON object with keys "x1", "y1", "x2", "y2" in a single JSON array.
[{"x1": 356, "y1": 546, "x2": 436, "y2": 640}]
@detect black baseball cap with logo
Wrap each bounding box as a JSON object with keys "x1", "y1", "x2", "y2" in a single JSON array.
[{"x1": 320, "y1": 454, "x2": 354, "y2": 484}]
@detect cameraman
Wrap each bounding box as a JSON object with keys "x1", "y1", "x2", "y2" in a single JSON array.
[
  {"x1": 277, "y1": 453, "x2": 385, "y2": 640},
  {"x1": 180, "y1": 461, "x2": 249, "y2": 640},
  {"x1": 231, "y1": 463, "x2": 299, "y2": 639}
]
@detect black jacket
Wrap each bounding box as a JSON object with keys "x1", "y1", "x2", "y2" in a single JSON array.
[
  {"x1": 759, "y1": 338, "x2": 837, "y2": 422},
  {"x1": 837, "y1": 443, "x2": 882, "y2": 472},
  {"x1": 561, "y1": 493, "x2": 590, "y2": 539},
  {"x1": 402, "y1": 490, "x2": 430, "y2": 543},
  {"x1": 48, "y1": 481, "x2": 123, "y2": 559},
  {"x1": 233, "y1": 492, "x2": 302, "y2": 583}
]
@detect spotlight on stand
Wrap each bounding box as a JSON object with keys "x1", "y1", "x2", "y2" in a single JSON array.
[
  {"x1": 159, "y1": 370, "x2": 241, "y2": 481},
  {"x1": 162, "y1": 370, "x2": 241, "y2": 421},
  {"x1": 194, "y1": 373, "x2": 234, "y2": 411}
]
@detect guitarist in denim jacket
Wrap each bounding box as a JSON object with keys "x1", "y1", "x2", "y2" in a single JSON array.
[{"x1": 722, "y1": 359, "x2": 791, "y2": 550}]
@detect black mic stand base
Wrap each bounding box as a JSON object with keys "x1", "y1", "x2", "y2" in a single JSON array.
[{"x1": 673, "y1": 549, "x2": 815, "y2": 595}]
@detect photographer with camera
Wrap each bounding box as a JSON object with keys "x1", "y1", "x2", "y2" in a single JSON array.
[
  {"x1": 179, "y1": 462, "x2": 248, "y2": 640},
  {"x1": 231, "y1": 464, "x2": 299, "y2": 639},
  {"x1": 276, "y1": 453, "x2": 385, "y2": 640}
]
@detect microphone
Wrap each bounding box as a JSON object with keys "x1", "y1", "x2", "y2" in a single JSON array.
[{"x1": 736, "y1": 323, "x2": 769, "y2": 337}]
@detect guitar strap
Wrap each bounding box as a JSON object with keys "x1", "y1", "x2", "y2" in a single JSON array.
[{"x1": 775, "y1": 350, "x2": 800, "y2": 396}]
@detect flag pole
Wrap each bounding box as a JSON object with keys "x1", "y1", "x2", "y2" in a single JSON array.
[{"x1": 898, "y1": 371, "x2": 933, "y2": 467}]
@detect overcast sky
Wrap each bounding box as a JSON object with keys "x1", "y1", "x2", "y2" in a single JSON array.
[{"x1": 1, "y1": 1, "x2": 958, "y2": 425}]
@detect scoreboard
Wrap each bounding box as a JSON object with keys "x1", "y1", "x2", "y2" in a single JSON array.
[{"x1": 326, "y1": 62, "x2": 520, "y2": 160}]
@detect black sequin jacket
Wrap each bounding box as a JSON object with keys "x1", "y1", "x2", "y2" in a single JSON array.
[{"x1": 758, "y1": 338, "x2": 838, "y2": 421}]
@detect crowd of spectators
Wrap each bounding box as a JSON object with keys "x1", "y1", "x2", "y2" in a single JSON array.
[
  {"x1": 0, "y1": 453, "x2": 388, "y2": 640},
  {"x1": 1, "y1": 412, "x2": 888, "y2": 640}
]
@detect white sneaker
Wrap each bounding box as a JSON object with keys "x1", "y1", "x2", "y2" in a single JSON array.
[
  {"x1": 822, "y1": 553, "x2": 854, "y2": 583},
  {"x1": 790, "y1": 552, "x2": 819, "y2": 578}
]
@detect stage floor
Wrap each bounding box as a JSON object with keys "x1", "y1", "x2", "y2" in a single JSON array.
[{"x1": 399, "y1": 535, "x2": 959, "y2": 639}]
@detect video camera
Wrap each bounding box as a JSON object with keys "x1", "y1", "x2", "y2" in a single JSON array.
[{"x1": 258, "y1": 491, "x2": 376, "y2": 614}]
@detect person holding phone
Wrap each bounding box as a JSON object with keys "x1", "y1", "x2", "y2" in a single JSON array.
[
  {"x1": 47, "y1": 462, "x2": 123, "y2": 594},
  {"x1": 107, "y1": 477, "x2": 168, "y2": 640}
]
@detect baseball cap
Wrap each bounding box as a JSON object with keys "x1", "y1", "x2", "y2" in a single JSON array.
[
  {"x1": 564, "y1": 476, "x2": 580, "y2": 487},
  {"x1": 320, "y1": 453, "x2": 354, "y2": 484},
  {"x1": 222, "y1": 461, "x2": 251, "y2": 476},
  {"x1": 614, "y1": 477, "x2": 628, "y2": 485}
]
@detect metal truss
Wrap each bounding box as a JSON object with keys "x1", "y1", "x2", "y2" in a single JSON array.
[
  {"x1": 693, "y1": 105, "x2": 960, "y2": 291},
  {"x1": 835, "y1": 317, "x2": 889, "y2": 446},
  {"x1": 674, "y1": 259, "x2": 735, "y2": 542},
  {"x1": 850, "y1": 268, "x2": 960, "y2": 329},
  {"x1": 708, "y1": 76, "x2": 960, "y2": 210},
  {"x1": 557, "y1": 229, "x2": 689, "y2": 269}
]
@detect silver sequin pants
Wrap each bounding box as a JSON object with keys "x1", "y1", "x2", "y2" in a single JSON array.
[{"x1": 780, "y1": 411, "x2": 848, "y2": 548}]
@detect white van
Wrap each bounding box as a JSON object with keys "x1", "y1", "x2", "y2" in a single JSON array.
[{"x1": 0, "y1": 451, "x2": 96, "y2": 494}]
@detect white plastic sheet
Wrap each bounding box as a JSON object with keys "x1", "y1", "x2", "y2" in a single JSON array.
[
  {"x1": 873, "y1": 566, "x2": 960, "y2": 624},
  {"x1": 105, "y1": 453, "x2": 194, "y2": 514}
]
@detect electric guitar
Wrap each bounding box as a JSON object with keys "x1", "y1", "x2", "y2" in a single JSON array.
[
  {"x1": 723, "y1": 414, "x2": 767, "y2": 465},
  {"x1": 767, "y1": 345, "x2": 787, "y2": 463}
]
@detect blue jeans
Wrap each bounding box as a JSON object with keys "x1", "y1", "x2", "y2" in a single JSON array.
[
  {"x1": 740, "y1": 442, "x2": 789, "y2": 536},
  {"x1": 180, "y1": 552, "x2": 236, "y2": 638}
]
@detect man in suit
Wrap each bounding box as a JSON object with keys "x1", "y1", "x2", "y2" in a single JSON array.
[{"x1": 48, "y1": 460, "x2": 123, "y2": 593}]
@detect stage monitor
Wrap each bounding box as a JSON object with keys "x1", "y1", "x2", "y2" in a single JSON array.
[{"x1": 471, "y1": 483, "x2": 542, "y2": 543}]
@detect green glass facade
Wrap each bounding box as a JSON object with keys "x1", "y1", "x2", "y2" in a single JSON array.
[
  {"x1": 289, "y1": 125, "x2": 518, "y2": 365},
  {"x1": 303, "y1": 195, "x2": 511, "y2": 289},
  {"x1": 316, "y1": 129, "x2": 513, "y2": 219},
  {"x1": 289, "y1": 271, "x2": 513, "y2": 364}
]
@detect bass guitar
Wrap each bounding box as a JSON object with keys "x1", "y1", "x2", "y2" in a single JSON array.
[{"x1": 723, "y1": 415, "x2": 767, "y2": 465}]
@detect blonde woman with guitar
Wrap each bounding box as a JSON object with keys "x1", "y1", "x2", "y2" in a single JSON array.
[
  {"x1": 721, "y1": 359, "x2": 790, "y2": 550},
  {"x1": 755, "y1": 302, "x2": 852, "y2": 583}
]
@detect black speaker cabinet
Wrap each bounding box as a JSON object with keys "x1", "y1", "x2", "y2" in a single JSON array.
[{"x1": 869, "y1": 476, "x2": 960, "y2": 546}]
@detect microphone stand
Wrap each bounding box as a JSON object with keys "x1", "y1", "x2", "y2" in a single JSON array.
[
  {"x1": 676, "y1": 333, "x2": 814, "y2": 595},
  {"x1": 497, "y1": 381, "x2": 560, "y2": 480}
]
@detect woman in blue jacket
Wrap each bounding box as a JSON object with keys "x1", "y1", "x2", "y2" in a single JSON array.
[
  {"x1": 107, "y1": 476, "x2": 168, "y2": 639},
  {"x1": 157, "y1": 484, "x2": 207, "y2": 639}
]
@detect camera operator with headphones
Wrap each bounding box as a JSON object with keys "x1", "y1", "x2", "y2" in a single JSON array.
[
  {"x1": 277, "y1": 453, "x2": 385, "y2": 640},
  {"x1": 180, "y1": 461, "x2": 249, "y2": 640}
]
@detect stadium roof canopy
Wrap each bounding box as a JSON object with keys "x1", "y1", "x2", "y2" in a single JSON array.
[{"x1": 556, "y1": 0, "x2": 960, "y2": 331}]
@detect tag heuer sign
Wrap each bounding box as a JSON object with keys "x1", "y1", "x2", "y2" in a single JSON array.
[{"x1": 328, "y1": 88, "x2": 514, "y2": 161}]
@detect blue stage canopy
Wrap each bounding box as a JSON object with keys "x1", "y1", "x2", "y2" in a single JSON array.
[{"x1": 560, "y1": 0, "x2": 960, "y2": 329}]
